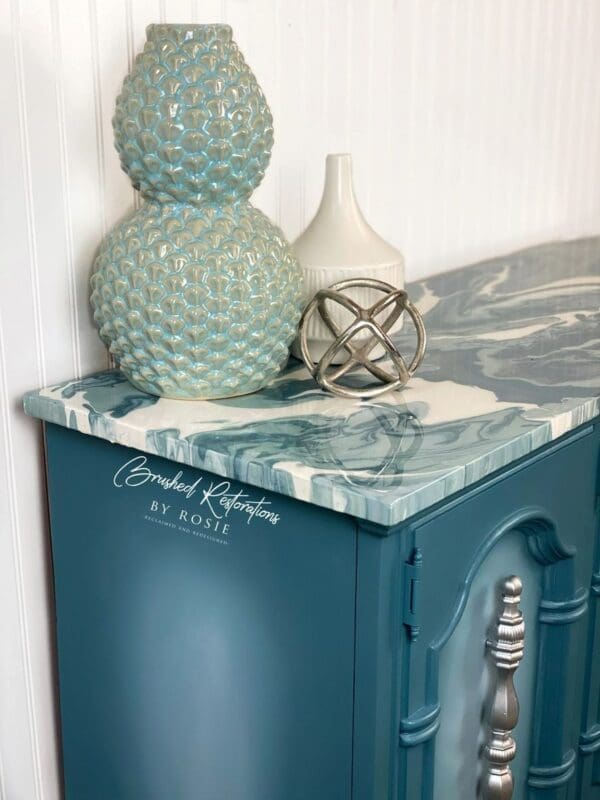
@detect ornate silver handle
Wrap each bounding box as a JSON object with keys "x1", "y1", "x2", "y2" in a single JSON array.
[{"x1": 481, "y1": 576, "x2": 525, "y2": 800}]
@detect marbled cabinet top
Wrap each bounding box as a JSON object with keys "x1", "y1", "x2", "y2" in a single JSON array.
[{"x1": 24, "y1": 238, "x2": 600, "y2": 527}]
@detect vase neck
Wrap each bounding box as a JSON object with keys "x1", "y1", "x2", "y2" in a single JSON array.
[
  {"x1": 317, "y1": 153, "x2": 366, "y2": 228},
  {"x1": 146, "y1": 23, "x2": 232, "y2": 45},
  {"x1": 293, "y1": 153, "x2": 404, "y2": 269}
]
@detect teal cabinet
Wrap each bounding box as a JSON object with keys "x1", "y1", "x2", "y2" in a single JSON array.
[
  {"x1": 26, "y1": 238, "x2": 600, "y2": 797},
  {"x1": 44, "y1": 419, "x2": 600, "y2": 800}
]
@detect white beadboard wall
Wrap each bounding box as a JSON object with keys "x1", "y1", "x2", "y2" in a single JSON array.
[{"x1": 1, "y1": 1, "x2": 600, "y2": 797}]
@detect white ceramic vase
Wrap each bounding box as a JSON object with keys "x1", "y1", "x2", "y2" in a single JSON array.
[{"x1": 291, "y1": 153, "x2": 405, "y2": 364}]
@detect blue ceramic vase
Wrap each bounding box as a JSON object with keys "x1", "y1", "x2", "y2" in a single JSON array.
[{"x1": 90, "y1": 24, "x2": 303, "y2": 399}]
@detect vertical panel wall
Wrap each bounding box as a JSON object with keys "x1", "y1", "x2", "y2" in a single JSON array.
[{"x1": 1, "y1": 1, "x2": 600, "y2": 797}]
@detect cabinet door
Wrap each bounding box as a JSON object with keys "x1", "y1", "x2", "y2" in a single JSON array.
[
  {"x1": 354, "y1": 423, "x2": 599, "y2": 800},
  {"x1": 577, "y1": 515, "x2": 600, "y2": 797},
  {"x1": 45, "y1": 424, "x2": 357, "y2": 800}
]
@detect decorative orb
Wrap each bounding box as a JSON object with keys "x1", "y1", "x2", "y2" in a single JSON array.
[{"x1": 298, "y1": 278, "x2": 426, "y2": 400}]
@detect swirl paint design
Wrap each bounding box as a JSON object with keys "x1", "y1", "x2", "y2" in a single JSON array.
[{"x1": 24, "y1": 238, "x2": 600, "y2": 526}]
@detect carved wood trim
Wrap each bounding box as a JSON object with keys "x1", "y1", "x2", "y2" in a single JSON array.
[{"x1": 481, "y1": 576, "x2": 525, "y2": 799}]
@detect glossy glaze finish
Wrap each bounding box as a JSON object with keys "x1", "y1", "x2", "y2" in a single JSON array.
[
  {"x1": 113, "y1": 24, "x2": 273, "y2": 206},
  {"x1": 91, "y1": 23, "x2": 303, "y2": 400},
  {"x1": 29, "y1": 238, "x2": 600, "y2": 526},
  {"x1": 91, "y1": 201, "x2": 302, "y2": 399}
]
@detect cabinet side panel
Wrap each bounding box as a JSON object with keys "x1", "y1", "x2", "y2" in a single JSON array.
[{"x1": 45, "y1": 424, "x2": 356, "y2": 800}]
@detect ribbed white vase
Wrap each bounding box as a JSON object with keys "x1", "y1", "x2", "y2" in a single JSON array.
[{"x1": 291, "y1": 153, "x2": 405, "y2": 364}]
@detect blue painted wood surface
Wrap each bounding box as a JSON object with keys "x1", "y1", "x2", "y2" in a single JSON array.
[
  {"x1": 44, "y1": 417, "x2": 600, "y2": 799},
  {"x1": 45, "y1": 424, "x2": 357, "y2": 800}
]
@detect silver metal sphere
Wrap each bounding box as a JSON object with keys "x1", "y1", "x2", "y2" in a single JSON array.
[{"x1": 298, "y1": 278, "x2": 427, "y2": 399}]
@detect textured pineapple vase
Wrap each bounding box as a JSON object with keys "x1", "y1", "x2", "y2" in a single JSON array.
[{"x1": 90, "y1": 24, "x2": 303, "y2": 399}]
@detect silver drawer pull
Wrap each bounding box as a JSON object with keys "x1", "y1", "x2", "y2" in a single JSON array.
[{"x1": 481, "y1": 576, "x2": 525, "y2": 799}]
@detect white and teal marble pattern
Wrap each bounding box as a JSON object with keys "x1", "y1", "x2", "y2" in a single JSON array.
[{"x1": 23, "y1": 238, "x2": 600, "y2": 527}]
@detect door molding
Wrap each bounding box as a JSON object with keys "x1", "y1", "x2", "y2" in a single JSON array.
[{"x1": 398, "y1": 508, "x2": 585, "y2": 800}]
